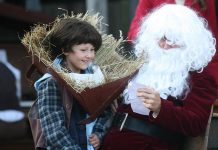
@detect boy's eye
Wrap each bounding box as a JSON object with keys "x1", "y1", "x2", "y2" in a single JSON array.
[{"x1": 80, "y1": 49, "x2": 96, "y2": 54}]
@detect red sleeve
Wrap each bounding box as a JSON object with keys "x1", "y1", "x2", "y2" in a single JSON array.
[
  {"x1": 127, "y1": 0, "x2": 153, "y2": 42},
  {"x1": 149, "y1": 58, "x2": 218, "y2": 136},
  {"x1": 204, "y1": 0, "x2": 218, "y2": 49}
]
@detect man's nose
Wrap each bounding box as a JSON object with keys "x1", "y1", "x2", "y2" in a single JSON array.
[
  {"x1": 163, "y1": 43, "x2": 170, "y2": 49},
  {"x1": 159, "y1": 41, "x2": 170, "y2": 50}
]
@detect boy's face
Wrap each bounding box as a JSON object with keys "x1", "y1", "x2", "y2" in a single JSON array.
[{"x1": 64, "y1": 43, "x2": 95, "y2": 73}]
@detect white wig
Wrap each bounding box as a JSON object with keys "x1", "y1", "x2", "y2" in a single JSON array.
[
  {"x1": 130, "y1": 4, "x2": 216, "y2": 98},
  {"x1": 135, "y1": 4, "x2": 216, "y2": 71}
]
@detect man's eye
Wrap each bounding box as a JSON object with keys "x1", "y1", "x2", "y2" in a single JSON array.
[{"x1": 163, "y1": 36, "x2": 172, "y2": 42}]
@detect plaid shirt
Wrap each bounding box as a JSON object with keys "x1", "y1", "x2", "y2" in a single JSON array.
[
  {"x1": 38, "y1": 77, "x2": 81, "y2": 150},
  {"x1": 92, "y1": 107, "x2": 113, "y2": 145},
  {"x1": 37, "y1": 77, "x2": 113, "y2": 150}
]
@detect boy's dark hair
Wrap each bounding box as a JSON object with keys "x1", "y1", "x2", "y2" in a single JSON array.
[{"x1": 48, "y1": 18, "x2": 102, "y2": 58}]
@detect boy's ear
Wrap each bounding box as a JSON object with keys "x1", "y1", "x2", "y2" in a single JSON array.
[
  {"x1": 62, "y1": 49, "x2": 68, "y2": 56},
  {"x1": 63, "y1": 52, "x2": 69, "y2": 56}
]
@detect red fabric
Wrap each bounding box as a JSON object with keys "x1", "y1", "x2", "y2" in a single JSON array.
[
  {"x1": 103, "y1": 105, "x2": 182, "y2": 150},
  {"x1": 103, "y1": 127, "x2": 181, "y2": 150},
  {"x1": 102, "y1": 54, "x2": 218, "y2": 150},
  {"x1": 127, "y1": 0, "x2": 218, "y2": 47}
]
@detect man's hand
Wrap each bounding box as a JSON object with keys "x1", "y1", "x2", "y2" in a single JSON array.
[
  {"x1": 136, "y1": 87, "x2": 161, "y2": 113},
  {"x1": 89, "y1": 133, "x2": 100, "y2": 150}
]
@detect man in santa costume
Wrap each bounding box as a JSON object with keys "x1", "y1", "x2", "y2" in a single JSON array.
[{"x1": 101, "y1": 4, "x2": 218, "y2": 150}]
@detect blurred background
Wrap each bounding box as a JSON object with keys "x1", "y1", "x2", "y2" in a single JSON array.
[
  {"x1": 0, "y1": 1, "x2": 139, "y2": 149},
  {"x1": 0, "y1": 0, "x2": 139, "y2": 102},
  {"x1": 0, "y1": 0, "x2": 217, "y2": 149}
]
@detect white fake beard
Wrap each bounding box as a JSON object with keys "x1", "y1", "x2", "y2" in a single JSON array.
[
  {"x1": 132, "y1": 46, "x2": 190, "y2": 99},
  {"x1": 130, "y1": 4, "x2": 216, "y2": 99}
]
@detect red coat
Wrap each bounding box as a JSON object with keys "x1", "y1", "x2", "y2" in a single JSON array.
[
  {"x1": 128, "y1": 0, "x2": 218, "y2": 47},
  {"x1": 102, "y1": 55, "x2": 218, "y2": 150}
]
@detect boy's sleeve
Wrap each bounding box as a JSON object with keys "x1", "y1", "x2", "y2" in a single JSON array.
[{"x1": 92, "y1": 107, "x2": 113, "y2": 144}]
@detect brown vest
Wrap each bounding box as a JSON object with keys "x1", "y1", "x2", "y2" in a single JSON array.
[{"x1": 28, "y1": 85, "x2": 72, "y2": 149}]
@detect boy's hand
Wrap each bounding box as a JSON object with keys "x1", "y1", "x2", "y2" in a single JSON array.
[{"x1": 89, "y1": 133, "x2": 100, "y2": 150}]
